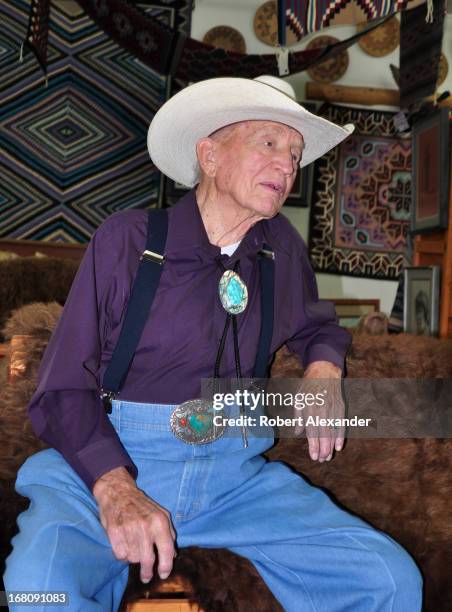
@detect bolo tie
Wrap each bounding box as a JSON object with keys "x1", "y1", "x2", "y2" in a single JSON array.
[
  {"x1": 215, "y1": 257, "x2": 249, "y2": 448},
  {"x1": 169, "y1": 255, "x2": 250, "y2": 448}
]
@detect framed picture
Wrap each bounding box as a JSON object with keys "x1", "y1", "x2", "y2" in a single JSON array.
[
  {"x1": 403, "y1": 266, "x2": 441, "y2": 336},
  {"x1": 284, "y1": 161, "x2": 314, "y2": 208},
  {"x1": 331, "y1": 299, "x2": 380, "y2": 328},
  {"x1": 411, "y1": 108, "x2": 450, "y2": 234},
  {"x1": 284, "y1": 102, "x2": 316, "y2": 208}
]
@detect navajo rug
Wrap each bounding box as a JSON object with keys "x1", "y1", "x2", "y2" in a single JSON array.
[
  {"x1": 305, "y1": 0, "x2": 425, "y2": 31},
  {"x1": 0, "y1": 0, "x2": 191, "y2": 242},
  {"x1": 399, "y1": 0, "x2": 445, "y2": 107},
  {"x1": 17, "y1": 1, "x2": 421, "y2": 84},
  {"x1": 308, "y1": 105, "x2": 411, "y2": 280},
  {"x1": 279, "y1": 0, "x2": 425, "y2": 36}
]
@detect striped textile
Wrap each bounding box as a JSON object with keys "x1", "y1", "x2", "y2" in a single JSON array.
[
  {"x1": 0, "y1": 0, "x2": 191, "y2": 243},
  {"x1": 399, "y1": 0, "x2": 445, "y2": 107},
  {"x1": 306, "y1": 0, "x2": 415, "y2": 32},
  {"x1": 308, "y1": 104, "x2": 412, "y2": 280},
  {"x1": 278, "y1": 0, "x2": 304, "y2": 45}
]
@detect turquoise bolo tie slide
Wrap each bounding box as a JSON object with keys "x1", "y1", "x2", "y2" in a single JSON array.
[
  {"x1": 218, "y1": 270, "x2": 248, "y2": 314},
  {"x1": 170, "y1": 399, "x2": 226, "y2": 444}
]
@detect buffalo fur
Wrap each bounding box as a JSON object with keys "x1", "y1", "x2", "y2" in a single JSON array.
[
  {"x1": 1, "y1": 303, "x2": 452, "y2": 611},
  {"x1": 0, "y1": 257, "x2": 78, "y2": 341},
  {"x1": 355, "y1": 311, "x2": 388, "y2": 335},
  {"x1": 120, "y1": 548, "x2": 283, "y2": 612}
]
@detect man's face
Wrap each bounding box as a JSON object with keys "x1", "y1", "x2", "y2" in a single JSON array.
[{"x1": 209, "y1": 120, "x2": 304, "y2": 218}]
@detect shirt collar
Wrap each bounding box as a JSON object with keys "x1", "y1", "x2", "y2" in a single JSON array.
[{"x1": 165, "y1": 188, "x2": 284, "y2": 261}]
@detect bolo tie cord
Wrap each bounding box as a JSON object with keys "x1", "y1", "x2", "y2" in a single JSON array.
[
  {"x1": 214, "y1": 257, "x2": 248, "y2": 446},
  {"x1": 214, "y1": 258, "x2": 244, "y2": 382}
]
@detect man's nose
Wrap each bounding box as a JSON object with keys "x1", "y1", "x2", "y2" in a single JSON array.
[{"x1": 273, "y1": 148, "x2": 295, "y2": 174}]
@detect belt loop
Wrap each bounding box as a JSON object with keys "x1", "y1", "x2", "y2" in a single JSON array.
[{"x1": 117, "y1": 401, "x2": 121, "y2": 434}]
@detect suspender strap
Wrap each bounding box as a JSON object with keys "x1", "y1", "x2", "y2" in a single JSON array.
[
  {"x1": 101, "y1": 212, "x2": 274, "y2": 411},
  {"x1": 252, "y1": 242, "x2": 275, "y2": 379},
  {"x1": 101, "y1": 208, "x2": 168, "y2": 411}
]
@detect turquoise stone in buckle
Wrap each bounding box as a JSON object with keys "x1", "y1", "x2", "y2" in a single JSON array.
[
  {"x1": 218, "y1": 270, "x2": 248, "y2": 314},
  {"x1": 170, "y1": 399, "x2": 226, "y2": 444}
]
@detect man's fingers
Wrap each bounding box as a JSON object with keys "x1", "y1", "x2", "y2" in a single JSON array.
[
  {"x1": 307, "y1": 434, "x2": 319, "y2": 460},
  {"x1": 318, "y1": 430, "x2": 332, "y2": 461},
  {"x1": 112, "y1": 542, "x2": 128, "y2": 560},
  {"x1": 97, "y1": 482, "x2": 177, "y2": 583},
  {"x1": 123, "y1": 522, "x2": 142, "y2": 564},
  {"x1": 307, "y1": 427, "x2": 338, "y2": 461},
  {"x1": 154, "y1": 531, "x2": 176, "y2": 580},
  {"x1": 108, "y1": 525, "x2": 129, "y2": 561},
  {"x1": 138, "y1": 531, "x2": 155, "y2": 583},
  {"x1": 162, "y1": 510, "x2": 177, "y2": 541},
  {"x1": 335, "y1": 433, "x2": 344, "y2": 452}
]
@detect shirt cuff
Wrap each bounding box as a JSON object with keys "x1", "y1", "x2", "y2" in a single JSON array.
[
  {"x1": 74, "y1": 437, "x2": 138, "y2": 492},
  {"x1": 304, "y1": 343, "x2": 347, "y2": 374}
]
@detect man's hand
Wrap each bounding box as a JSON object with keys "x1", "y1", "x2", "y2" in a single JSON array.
[
  {"x1": 93, "y1": 467, "x2": 176, "y2": 583},
  {"x1": 297, "y1": 360, "x2": 344, "y2": 463}
]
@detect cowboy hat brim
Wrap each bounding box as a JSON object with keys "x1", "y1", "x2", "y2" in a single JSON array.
[{"x1": 147, "y1": 77, "x2": 354, "y2": 187}]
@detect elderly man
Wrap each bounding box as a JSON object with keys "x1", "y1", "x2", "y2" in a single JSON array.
[{"x1": 4, "y1": 76, "x2": 422, "y2": 611}]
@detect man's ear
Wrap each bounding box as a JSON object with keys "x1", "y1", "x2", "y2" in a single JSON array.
[{"x1": 196, "y1": 138, "x2": 218, "y2": 178}]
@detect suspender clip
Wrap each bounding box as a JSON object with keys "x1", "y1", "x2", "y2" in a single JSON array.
[
  {"x1": 260, "y1": 247, "x2": 275, "y2": 260},
  {"x1": 100, "y1": 389, "x2": 117, "y2": 414},
  {"x1": 141, "y1": 250, "x2": 165, "y2": 265}
]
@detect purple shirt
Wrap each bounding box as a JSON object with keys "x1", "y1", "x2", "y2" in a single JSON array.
[{"x1": 28, "y1": 190, "x2": 351, "y2": 491}]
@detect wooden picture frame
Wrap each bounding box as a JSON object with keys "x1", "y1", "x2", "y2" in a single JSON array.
[
  {"x1": 411, "y1": 108, "x2": 450, "y2": 234},
  {"x1": 284, "y1": 161, "x2": 313, "y2": 208},
  {"x1": 284, "y1": 102, "x2": 316, "y2": 208},
  {"x1": 330, "y1": 299, "x2": 380, "y2": 328},
  {"x1": 403, "y1": 266, "x2": 441, "y2": 336}
]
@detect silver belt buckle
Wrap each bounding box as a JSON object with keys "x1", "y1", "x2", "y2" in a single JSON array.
[{"x1": 170, "y1": 399, "x2": 225, "y2": 444}]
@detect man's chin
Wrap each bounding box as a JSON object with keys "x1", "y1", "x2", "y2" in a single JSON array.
[
  {"x1": 260, "y1": 197, "x2": 285, "y2": 218},
  {"x1": 249, "y1": 192, "x2": 285, "y2": 216},
  {"x1": 235, "y1": 195, "x2": 284, "y2": 220}
]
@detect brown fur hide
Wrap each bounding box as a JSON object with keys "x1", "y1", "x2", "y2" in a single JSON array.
[
  {"x1": 270, "y1": 341, "x2": 452, "y2": 612},
  {"x1": 120, "y1": 549, "x2": 283, "y2": 612},
  {"x1": 0, "y1": 257, "x2": 78, "y2": 341},
  {"x1": 1, "y1": 303, "x2": 452, "y2": 611}
]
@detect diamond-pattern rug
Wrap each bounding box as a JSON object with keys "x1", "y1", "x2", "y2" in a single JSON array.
[
  {"x1": 0, "y1": 0, "x2": 191, "y2": 242},
  {"x1": 308, "y1": 104, "x2": 411, "y2": 280}
]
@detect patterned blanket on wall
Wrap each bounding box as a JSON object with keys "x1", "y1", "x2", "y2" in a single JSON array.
[
  {"x1": 308, "y1": 105, "x2": 411, "y2": 280},
  {"x1": 0, "y1": 0, "x2": 191, "y2": 243}
]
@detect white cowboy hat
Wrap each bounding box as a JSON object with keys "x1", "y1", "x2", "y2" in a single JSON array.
[{"x1": 147, "y1": 75, "x2": 354, "y2": 188}]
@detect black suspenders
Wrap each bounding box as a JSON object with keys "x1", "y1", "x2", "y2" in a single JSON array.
[{"x1": 101, "y1": 208, "x2": 275, "y2": 413}]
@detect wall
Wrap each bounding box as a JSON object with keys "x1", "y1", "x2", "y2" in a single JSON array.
[{"x1": 191, "y1": 0, "x2": 452, "y2": 314}]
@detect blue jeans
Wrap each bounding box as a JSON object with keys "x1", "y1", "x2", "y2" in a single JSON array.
[{"x1": 4, "y1": 400, "x2": 423, "y2": 611}]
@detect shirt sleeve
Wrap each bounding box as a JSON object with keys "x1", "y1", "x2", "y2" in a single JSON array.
[
  {"x1": 27, "y1": 219, "x2": 138, "y2": 492},
  {"x1": 284, "y1": 238, "x2": 351, "y2": 374}
]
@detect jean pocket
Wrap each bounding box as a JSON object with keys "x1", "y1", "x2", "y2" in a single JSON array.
[{"x1": 117, "y1": 423, "x2": 193, "y2": 462}]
